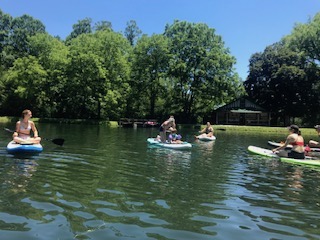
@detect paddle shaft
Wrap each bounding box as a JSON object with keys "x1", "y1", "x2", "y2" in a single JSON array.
[{"x1": 3, "y1": 128, "x2": 64, "y2": 146}]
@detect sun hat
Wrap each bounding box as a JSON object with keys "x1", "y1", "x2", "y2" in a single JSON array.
[{"x1": 314, "y1": 125, "x2": 320, "y2": 129}]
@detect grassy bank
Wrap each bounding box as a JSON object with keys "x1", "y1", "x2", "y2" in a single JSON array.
[
  {"x1": 0, "y1": 116, "x2": 118, "y2": 126},
  {"x1": 0, "y1": 116, "x2": 317, "y2": 134},
  {"x1": 210, "y1": 125, "x2": 317, "y2": 135},
  {"x1": 0, "y1": 116, "x2": 16, "y2": 123}
]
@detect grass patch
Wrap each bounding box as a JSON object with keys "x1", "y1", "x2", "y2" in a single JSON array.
[
  {"x1": 0, "y1": 116, "x2": 17, "y2": 123},
  {"x1": 0, "y1": 116, "x2": 316, "y2": 134},
  {"x1": 210, "y1": 125, "x2": 317, "y2": 135}
]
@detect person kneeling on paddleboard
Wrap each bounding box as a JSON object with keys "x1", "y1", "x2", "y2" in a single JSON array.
[{"x1": 272, "y1": 124, "x2": 305, "y2": 159}]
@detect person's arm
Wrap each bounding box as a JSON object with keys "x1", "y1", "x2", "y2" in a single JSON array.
[
  {"x1": 31, "y1": 121, "x2": 39, "y2": 138},
  {"x1": 199, "y1": 127, "x2": 205, "y2": 133},
  {"x1": 13, "y1": 122, "x2": 20, "y2": 138},
  {"x1": 272, "y1": 135, "x2": 292, "y2": 152}
]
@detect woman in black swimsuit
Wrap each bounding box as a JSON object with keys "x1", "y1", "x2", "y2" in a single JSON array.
[{"x1": 195, "y1": 122, "x2": 214, "y2": 138}]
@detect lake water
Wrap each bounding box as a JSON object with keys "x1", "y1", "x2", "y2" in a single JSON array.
[{"x1": 0, "y1": 123, "x2": 319, "y2": 240}]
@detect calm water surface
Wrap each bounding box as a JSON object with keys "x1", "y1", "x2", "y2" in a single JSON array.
[{"x1": 0, "y1": 123, "x2": 319, "y2": 240}]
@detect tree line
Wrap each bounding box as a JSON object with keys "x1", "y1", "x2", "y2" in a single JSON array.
[
  {"x1": 245, "y1": 13, "x2": 320, "y2": 126},
  {"x1": 0, "y1": 10, "x2": 243, "y2": 123},
  {"x1": 1, "y1": 9, "x2": 319, "y2": 125}
]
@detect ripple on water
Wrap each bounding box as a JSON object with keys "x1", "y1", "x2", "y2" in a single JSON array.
[{"x1": 1, "y1": 129, "x2": 320, "y2": 239}]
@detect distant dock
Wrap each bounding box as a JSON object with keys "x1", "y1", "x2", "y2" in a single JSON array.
[{"x1": 118, "y1": 118, "x2": 159, "y2": 128}]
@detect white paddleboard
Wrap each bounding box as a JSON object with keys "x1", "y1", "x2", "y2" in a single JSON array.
[
  {"x1": 247, "y1": 145, "x2": 278, "y2": 158},
  {"x1": 197, "y1": 135, "x2": 216, "y2": 141},
  {"x1": 147, "y1": 138, "x2": 192, "y2": 150},
  {"x1": 268, "y1": 140, "x2": 320, "y2": 152}
]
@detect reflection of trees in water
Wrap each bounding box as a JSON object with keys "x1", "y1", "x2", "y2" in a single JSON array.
[
  {"x1": 286, "y1": 168, "x2": 304, "y2": 190},
  {"x1": 144, "y1": 145, "x2": 229, "y2": 236},
  {"x1": 195, "y1": 140, "x2": 215, "y2": 157},
  {"x1": 3, "y1": 158, "x2": 38, "y2": 193}
]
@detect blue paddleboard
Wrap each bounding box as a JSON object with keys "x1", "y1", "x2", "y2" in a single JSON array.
[{"x1": 7, "y1": 141, "x2": 43, "y2": 154}]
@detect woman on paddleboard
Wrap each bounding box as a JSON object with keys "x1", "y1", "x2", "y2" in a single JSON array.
[
  {"x1": 195, "y1": 122, "x2": 214, "y2": 139},
  {"x1": 159, "y1": 115, "x2": 176, "y2": 142},
  {"x1": 13, "y1": 109, "x2": 41, "y2": 144},
  {"x1": 272, "y1": 124, "x2": 305, "y2": 159},
  {"x1": 308, "y1": 125, "x2": 320, "y2": 148}
]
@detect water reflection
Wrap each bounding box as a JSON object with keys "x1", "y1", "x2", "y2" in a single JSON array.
[
  {"x1": 2, "y1": 157, "x2": 38, "y2": 193},
  {"x1": 0, "y1": 125, "x2": 320, "y2": 239},
  {"x1": 194, "y1": 140, "x2": 215, "y2": 156}
]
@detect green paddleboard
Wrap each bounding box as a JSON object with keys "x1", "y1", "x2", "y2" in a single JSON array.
[{"x1": 280, "y1": 157, "x2": 320, "y2": 167}]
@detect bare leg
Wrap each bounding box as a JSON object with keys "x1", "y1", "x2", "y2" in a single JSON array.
[
  {"x1": 14, "y1": 137, "x2": 41, "y2": 144},
  {"x1": 207, "y1": 132, "x2": 213, "y2": 137},
  {"x1": 309, "y1": 140, "x2": 320, "y2": 148},
  {"x1": 160, "y1": 132, "x2": 166, "y2": 142}
]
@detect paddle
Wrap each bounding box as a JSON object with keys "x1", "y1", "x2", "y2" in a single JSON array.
[{"x1": 3, "y1": 128, "x2": 65, "y2": 146}]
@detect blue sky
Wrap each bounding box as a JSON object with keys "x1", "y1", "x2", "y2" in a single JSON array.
[{"x1": 1, "y1": 0, "x2": 320, "y2": 80}]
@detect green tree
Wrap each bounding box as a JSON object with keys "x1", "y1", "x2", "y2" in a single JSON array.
[
  {"x1": 164, "y1": 20, "x2": 243, "y2": 122},
  {"x1": 286, "y1": 13, "x2": 320, "y2": 124},
  {"x1": 0, "y1": 9, "x2": 12, "y2": 52},
  {"x1": 245, "y1": 41, "x2": 313, "y2": 125},
  {"x1": 28, "y1": 33, "x2": 69, "y2": 117},
  {"x1": 130, "y1": 34, "x2": 170, "y2": 117},
  {"x1": 65, "y1": 18, "x2": 92, "y2": 43},
  {"x1": 8, "y1": 14, "x2": 46, "y2": 57},
  {"x1": 4, "y1": 56, "x2": 48, "y2": 116},
  {"x1": 94, "y1": 21, "x2": 112, "y2": 32},
  {"x1": 288, "y1": 13, "x2": 320, "y2": 64},
  {"x1": 66, "y1": 51, "x2": 106, "y2": 118},
  {"x1": 66, "y1": 30, "x2": 131, "y2": 119},
  {"x1": 94, "y1": 30, "x2": 132, "y2": 119},
  {"x1": 124, "y1": 20, "x2": 142, "y2": 46}
]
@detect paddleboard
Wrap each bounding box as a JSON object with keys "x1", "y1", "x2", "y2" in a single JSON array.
[
  {"x1": 268, "y1": 141, "x2": 293, "y2": 149},
  {"x1": 147, "y1": 138, "x2": 192, "y2": 150},
  {"x1": 7, "y1": 141, "x2": 43, "y2": 154},
  {"x1": 268, "y1": 140, "x2": 320, "y2": 152},
  {"x1": 247, "y1": 145, "x2": 278, "y2": 158},
  {"x1": 248, "y1": 145, "x2": 315, "y2": 161},
  {"x1": 197, "y1": 135, "x2": 216, "y2": 141},
  {"x1": 280, "y1": 157, "x2": 320, "y2": 167}
]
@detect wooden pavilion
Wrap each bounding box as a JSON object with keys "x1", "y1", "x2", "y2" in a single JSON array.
[{"x1": 213, "y1": 98, "x2": 271, "y2": 126}]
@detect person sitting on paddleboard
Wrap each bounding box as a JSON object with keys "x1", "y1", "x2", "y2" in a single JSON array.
[
  {"x1": 308, "y1": 125, "x2": 320, "y2": 148},
  {"x1": 159, "y1": 115, "x2": 176, "y2": 142},
  {"x1": 168, "y1": 128, "x2": 183, "y2": 144},
  {"x1": 195, "y1": 122, "x2": 214, "y2": 139},
  {"x1": 12, "y1": 109, "x2": 41, "y2": 144},
  {"x1": 272, "y1": 124, "x2": 305, "y2": 159}
]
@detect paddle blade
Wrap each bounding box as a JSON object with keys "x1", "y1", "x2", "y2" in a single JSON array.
[{"x1": 51, "y1": 138, "x2": 65, "y2": 146}]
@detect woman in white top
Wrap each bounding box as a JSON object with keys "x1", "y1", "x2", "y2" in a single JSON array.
[{"x1": 13, "y1": 109, "x2": 41, "y2": 144}]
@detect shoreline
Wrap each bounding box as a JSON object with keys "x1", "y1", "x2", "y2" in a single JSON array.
[{"x1": 0, "y1": 117, "x2": 317, "y2": 134}]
